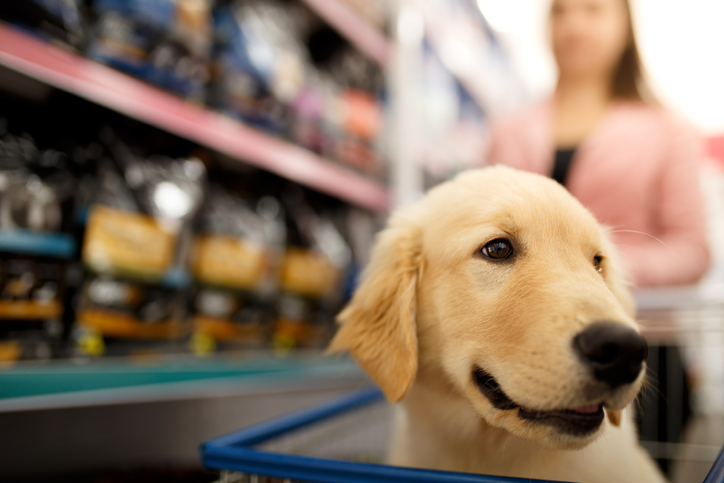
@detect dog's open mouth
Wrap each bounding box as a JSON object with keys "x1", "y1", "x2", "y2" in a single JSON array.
[{"x1": 473, "y1": 368, "x2": 604, "y2": 436}]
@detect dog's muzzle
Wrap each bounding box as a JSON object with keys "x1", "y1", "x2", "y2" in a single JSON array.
[{"x1": 472, "y1": 323, "x2": 647, "y2": 438}]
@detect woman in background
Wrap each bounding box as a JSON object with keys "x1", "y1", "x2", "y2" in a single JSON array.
[{"x1": 487, "y1": 0, "x2": 710, "y2": 287}]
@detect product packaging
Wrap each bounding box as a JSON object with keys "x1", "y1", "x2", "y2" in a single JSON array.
[
  {"x1": 189, "y1": 187, "x2": 285, "y2": 355},
  {"x1": 88, "y1": 0, "x2": 213, "y2": 101},
  {"x1": 75, "y1": 128, "x2": 206, "y2": 357},
  {"x1": 212, "y1": 0, "x2": 307, "y2": 134},
  {"x1": 0, "y1": 115, "x2": 77, "y2": 362},
  {"x1": 0, "y1": 0, "x2": 87, "y2": 50},
  {"x1": 271, "y1": 192, "x2": 351, "y2": 352}
]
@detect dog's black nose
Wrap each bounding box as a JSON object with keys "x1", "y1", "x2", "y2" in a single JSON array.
[{"x1": 574, "y1": 322, "x2": 648, "y2": 388}]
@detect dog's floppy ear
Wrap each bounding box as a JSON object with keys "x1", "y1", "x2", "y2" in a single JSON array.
[{"x1": 328, "y1": 221, "x2": 422, "y2": 403}]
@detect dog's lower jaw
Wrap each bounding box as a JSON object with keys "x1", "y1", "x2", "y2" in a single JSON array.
[
  {"x1": 472, "y1": 368, "x2": 606, "y2": 448},
  {"x1": 483, "y1": 407, "x2": 606, "y2": 452}
]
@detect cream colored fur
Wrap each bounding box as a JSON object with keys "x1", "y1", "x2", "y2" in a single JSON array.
[{"x1": 329, "y1": 167, "x2": 666, "y2": 483}]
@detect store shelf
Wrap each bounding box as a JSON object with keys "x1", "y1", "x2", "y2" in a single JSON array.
[
  {"x1": 0, "y1": 23, "x2": 390, "y2": 213},
  {"x1": 419, "y1": 2, "x2": 519, "y2": 114},
  {"x1": 299, "y1": 0, "x2": 390, "y2": 66},
  {"x1": 0, "y1": 228, "x2": 75, "y2": 259},
  {"x1": 0, "y1": 354, "x2": 365, "y2": 412}
]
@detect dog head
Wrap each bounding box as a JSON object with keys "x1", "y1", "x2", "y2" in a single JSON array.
[{"x1": 329, "y1": 166, "x2": 646, "y2": 450}]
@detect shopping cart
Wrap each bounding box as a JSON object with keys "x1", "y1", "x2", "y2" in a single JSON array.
[
  {"x1": 636, "y1": 290, "x2": 724, "y2": 483},
  {"x1": 201, "y1": 385, "x2": 724, "y2": 483}
]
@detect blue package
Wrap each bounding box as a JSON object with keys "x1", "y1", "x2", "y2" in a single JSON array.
[
  {"x1": 210, "y1": 2, "x2": 290, "y2": 134},
  {"x1": 88, "y1": 0, "x2": 212, "y2": 101},
  {"x1": 0, "y1": 0, "x2": 86, "y2": 49}
]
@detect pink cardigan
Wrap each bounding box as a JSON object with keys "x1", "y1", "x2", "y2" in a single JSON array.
[{"x1": 486, "y1": 100, "x2": 710, "y2": 287}]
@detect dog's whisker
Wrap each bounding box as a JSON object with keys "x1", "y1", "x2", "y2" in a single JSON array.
[
  {"x1": 640, "y1": 372, "x2": 667, "y2": 403},
  {"x1": 635, "y1": 395, "x2": 645, "y2": 415},
  {"x1": 608, "y1": 229, "x2": 672, "y2": 250}
]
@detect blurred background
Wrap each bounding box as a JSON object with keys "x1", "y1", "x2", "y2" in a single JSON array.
[{"x1": 0, "y1": 0, "x2": 722, "y2": 482}]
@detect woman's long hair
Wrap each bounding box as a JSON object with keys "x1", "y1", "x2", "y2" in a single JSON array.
[{"x1": 612, "y1": 0, "x2": 655, "y2": 103}]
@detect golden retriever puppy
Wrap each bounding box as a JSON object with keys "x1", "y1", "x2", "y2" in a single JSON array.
[{"x1": 329, "y1": 167, "x2": 665, "y2": 483}]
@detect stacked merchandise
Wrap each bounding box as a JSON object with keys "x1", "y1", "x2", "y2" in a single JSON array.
[
  {"x1": 0, "y1": 0, "x2": 87, "y2": 50},
  {"x1": 0, "y1": 0, "x2": 388, "y2": 180},
  {"x1": 188, "y1": 185, "x2": 285, "y2": 354},
  {"x1": 187, "y1": 168, "x2": 359, "y2": 356},
  {"x1": 0, "y1": 111, "x2": 80, "y2": 362},
  {"x1": 74, "y1": 128, "x2": 207, "y2": 357},
  {"x1": 272, "y1": 189, "x2": 352, "y2": 352},
  {"x1": 299, "y1": 22, "x2": 384, "y2": 178},
  {"x1": 0, "y1": 93, "x2": 374, "y2": 361},
  {"x1": 87, "y1": 0, "x2": 214, "y2": 102},
  {"x1": 0, "y1": 0, "x2": 388, "y2": 361},
  {"x1": 211, "y1": 0, "x2": 306, "y2": 134},
  {"x1": 212, "y1": 0, "x2": 385, "y2": 178}
]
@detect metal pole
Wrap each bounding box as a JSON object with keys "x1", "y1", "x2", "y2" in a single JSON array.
[{"x1": 389, "y1": 0, "x2": 425, "y2": 208}]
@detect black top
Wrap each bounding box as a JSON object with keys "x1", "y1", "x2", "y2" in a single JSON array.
[{"x1": 552, "y1": 147, "x2": 578, "y2": 187}]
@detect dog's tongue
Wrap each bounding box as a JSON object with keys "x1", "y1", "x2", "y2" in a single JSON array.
[{"x1": 571, "y1": 404, "x2": 600, "y2": 414}]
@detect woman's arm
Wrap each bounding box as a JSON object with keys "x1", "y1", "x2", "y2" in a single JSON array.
[{"x1": 618, "y1": 118, "x2": 711, "y2": 287}]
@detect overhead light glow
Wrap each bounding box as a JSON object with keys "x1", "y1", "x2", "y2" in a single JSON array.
[
  {"x1": 477, "y1": 0, "x2": 518, "y2": 32},
  {"x1": 153, "y1": 181, "x2": 193, "y2": 219}
]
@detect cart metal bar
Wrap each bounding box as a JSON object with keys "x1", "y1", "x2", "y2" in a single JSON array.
[
  {"x1": 704, "y1": 446, "x2": 724, "y2": 483},
  {"x1": 203, "y1": 386, "x2": 384, "y2": 448},
  {"x1": 203, "y1": 445, "x2": 567, "y2": 483},
  {"x1": 201, "y1": 387, "x2": 570, "y2": 483}
]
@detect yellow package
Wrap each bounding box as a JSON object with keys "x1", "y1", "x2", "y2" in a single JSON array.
[
  {"x1": 192, "y1": 235, "x2": 269, "y2": 290},
  {"x1": 279, "y1": 248, "x2": 339, "y2": 299},
  {"x1": 83, "y1": 206, "x2": 176, "y2": 279}
]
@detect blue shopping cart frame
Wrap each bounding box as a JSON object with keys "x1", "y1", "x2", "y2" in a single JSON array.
[
  {"x1": 708, "y1": 446, "x2": 724, "y2": 483},
  {"x1": 201, "y1": 386, "x2": 724, "y2": 483}
]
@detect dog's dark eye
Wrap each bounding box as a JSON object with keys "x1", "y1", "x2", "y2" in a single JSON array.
[
  {"x1": 481, "y1": 239, "x2": 514, "y2": 260},
  {"x1": 593, "y1": 255, "x2": 603, "y2": 272}
]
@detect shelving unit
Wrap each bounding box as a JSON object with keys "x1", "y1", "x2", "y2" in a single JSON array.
[
  {"x1": 299, "y1": 0, "x2": 390, "y2": 66},
  {"x1": 0, "y1": 23, "x2": 389, "y2": 213},
  {"x1": 0, "y1": 229, "x2": 76, "y2": 259},
  {"x1": 0, "y1": 355, "x2": 364, "y2": 412}
]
